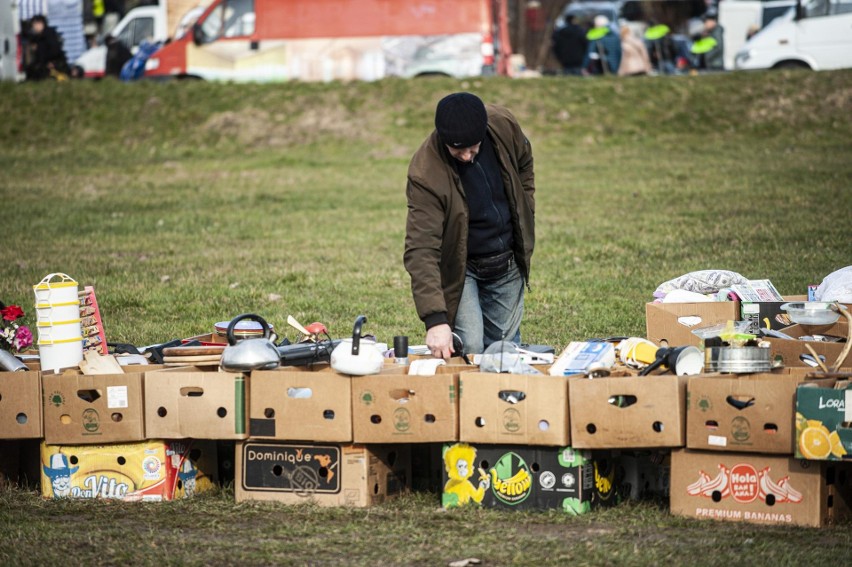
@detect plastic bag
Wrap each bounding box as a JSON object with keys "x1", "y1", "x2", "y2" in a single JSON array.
[
  {"x1": 654, "y1": 270, "x2": 748, "y2": 300},
  {"x1": 815, "y1": 266, "x2": 852, "y2": 303},
  {"x1": 479, "y1": 341, "x2": 541, "y2": 375}
]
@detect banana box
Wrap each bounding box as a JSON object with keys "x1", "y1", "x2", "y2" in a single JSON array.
[
  {"x1": 670, "y1": 449, "x2": 852, "y2": 527},
  {"x1": 441, "y1": 443, "x2": 620, "y2": 513},
  {"x1": 40, "y1": 440, "x2": 217, "y2": 501}
]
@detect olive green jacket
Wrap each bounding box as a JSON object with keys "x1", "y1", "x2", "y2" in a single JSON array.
[{"x1": 404, "y1": 104, "x2": 535, "y2": 329}]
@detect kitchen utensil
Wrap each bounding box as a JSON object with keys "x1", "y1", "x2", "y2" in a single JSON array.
[
  {"x1": 277, "y1": 340, "x2": 339, "y2": 366},
  {"x1": 287, "y1": 315, "x2": 311, "y2": 336},
  {"x1": 219, "y1": 314, "x2": 280, "y2": 373},
  {"x1": 451, "y1": 332, "x2": 472, "y2": 365},
  {"x1": 704, "y1": 346, "x2": 773, "y2": 373},
  {"x1": 393, "y1": 335, "x2": 409, "y2": 365},
  {"x1": 163, "y1": 354, "x2": 223, "y2": 363},
  {"x1": 287, "y1": 315, "x2": 328, "y2": 343},
  {"x1": 639, "y1": 346, "x2": 703, "y2": 376},
  {"x1": 804, "y1": 344, "x2": 831, "y2": 373},
  {"x1": 0, "y1": 350, "x2": 28, "y2": 372},
  {"x1": 330, "y1": 315, "x2": 384, "y2": 376},
  {"x1": 780, "y1": 302, "x2": 842, "y2": 325},
  {"x1": 162, "y1": 346, "x2": 226, "y2": 357},
  {"x1": 214, "y1": 319, "x2": 274, "y2": 340}
]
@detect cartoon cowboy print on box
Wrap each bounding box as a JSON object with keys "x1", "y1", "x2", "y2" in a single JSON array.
[
  {"x1": 177, "y1": 458, "x2": 199, "y2": 497},
  {"x1": 43, "y1": 453, "x2": 79, "y2": 498}
]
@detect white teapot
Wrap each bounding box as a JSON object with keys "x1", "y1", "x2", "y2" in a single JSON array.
[{"x1": 330, "y1": 315, "x2": 384, "y2": 376}]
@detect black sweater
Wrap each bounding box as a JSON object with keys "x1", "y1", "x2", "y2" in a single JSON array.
[{"x1": 456, "y1": 137, "x2": 514, "y2": 259}]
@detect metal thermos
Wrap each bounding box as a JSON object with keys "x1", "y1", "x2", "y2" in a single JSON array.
[{"x1": 393, "y1": 336, "x2": 409, "y2": 365}]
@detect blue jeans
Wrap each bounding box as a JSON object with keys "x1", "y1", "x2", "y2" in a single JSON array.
[{"x1": 454, "y1": 256, "x2": 524, "y2": 355}]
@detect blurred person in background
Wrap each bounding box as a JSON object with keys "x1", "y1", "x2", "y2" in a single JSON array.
[
  {"x1": 104, "y1": 34, "x2": 132, "y2": 77},
  {"x1": 25, "y1": 14, "x2": 69, "y2": 80},
  {"x1": 647, "y1": 23, "x2": 678, "y2": 75},
  {"x1": 697, "y1": 12, "x2": 724, "y2": 70},
  {"x1": 552, "y1": 14, "x2": 588, "y2": 76},
  {"x1": 405, "y1": 93, "x2": 535, "y2": 358},
  {"x1": 583, "y1": 15, "x2": 621, "y2": 75},
  {"x1": 618, "y1": 25, "x2": 652, "y2": 76}
]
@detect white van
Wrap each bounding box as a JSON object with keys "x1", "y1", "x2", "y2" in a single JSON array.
[
  {"x1": 75, "y1": 4, "x2": 170, "y2": 78},
  {"x1": 734, "y1": 0, "x2": 852, "y2": 70},
  {"x1": 719, "y1": 0, "x2": 796, "y2": 70}
]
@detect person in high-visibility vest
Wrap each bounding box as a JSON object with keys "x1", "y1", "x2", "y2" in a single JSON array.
[{"x1": 93, "y1": 0, "x2": 105, "y2": 34}]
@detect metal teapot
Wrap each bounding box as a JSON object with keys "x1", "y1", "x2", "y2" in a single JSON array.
[
  {"x1": 330, "y1": 315, "x2": 384, "y2": 376},
  {"x1": 220, "y1": 314, "x2": 280, "y2": 373}
]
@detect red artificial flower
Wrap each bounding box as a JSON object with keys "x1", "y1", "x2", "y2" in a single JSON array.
[{"x1": 1, "y1": 305, "x2": 24, "y2": 321}]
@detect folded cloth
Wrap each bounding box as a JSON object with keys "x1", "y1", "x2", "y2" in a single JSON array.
[{"x1": 409, "y1": 358, "x2": 446, "y2": 376}]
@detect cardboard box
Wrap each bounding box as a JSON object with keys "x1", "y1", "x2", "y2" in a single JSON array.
[
  {"x1": 687, "y1": 373, "x2": 834, "y2": 454},
  {"x1": 249, "y1": 369, "x2": 352, "y2": 442},
  {"x1": 459, "y1": 372, "x2": 571, "y2": 446},
  {"x1": 0, "y1": 364, "x2": 43, "y2": 439},
  {"x1": 615, "y1": 450, "x2": 670, "y2": 502},
  {"x1": 0, "y1": 439, "x2": 42, "y2": 489},
  {"x1": 669, "y1": 449, "x2": 852, "y2": 527},
  {"x1": 235, "y1": 441, "x2": 410, "y2": 507},
  {"x1": 352, "y1": 373, "x2": 458, "y2": 443},
  {"x1": 440, "y1": 443, "x2": 619, "y2": 513},
  {"x1": 40, "y1": 439, "x2": 217, "y2": 500},
  {"x1": 795, "y1": 382, "x2": 852, "y2": 461},
  {"x1": 739, "y1": 295, "x2": 808, "y2": 333},
  {"x1": 43, "y1": 368, "x2": 146, "y2": 445},
  {"x1": 767, "y1": 320, "x2": 850, "y2": 369},
  {"x1": 569, "y1": 375, "x2": 687, "y2": 449},
  {"x1": 145, "y1": 367, "x2": 248, "y2": 440},
  {"x1": 645, "y1": 301, "x2": 740, "y2": 347}
]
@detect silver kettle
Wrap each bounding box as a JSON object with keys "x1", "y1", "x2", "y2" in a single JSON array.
[{"x1": 220, "y1": 314, "x2": 280, "y2": 373}]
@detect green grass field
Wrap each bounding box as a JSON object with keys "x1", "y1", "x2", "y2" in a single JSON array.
[{"x1": 1, "y1": 70, "x2": 851, "y2": 565}]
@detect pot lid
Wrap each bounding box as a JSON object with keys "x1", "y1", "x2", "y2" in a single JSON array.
[{"x1": 214, "y1": 320, "x2": 274, "y2": 335}]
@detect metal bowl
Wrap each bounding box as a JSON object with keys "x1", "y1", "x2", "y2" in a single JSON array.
[{"x1": 780, "y1": 302, "x2": 840, "y2": 326}]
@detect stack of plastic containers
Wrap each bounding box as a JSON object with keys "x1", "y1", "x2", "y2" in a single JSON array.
[{"x1": 33, "y1": 273, "x2": 83, "y2": 372}]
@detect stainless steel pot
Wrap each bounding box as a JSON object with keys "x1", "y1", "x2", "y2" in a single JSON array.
[{"x1": 705, "y1": 346, "x2": 772, "y2": 373}]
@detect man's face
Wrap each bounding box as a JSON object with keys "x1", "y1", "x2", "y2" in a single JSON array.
[
  {"x1": 31, "y1": 20, "x2": 45, "y2": 34},
  {"x1": 52, "y1": 474, "x2": 71, "y2": 497},
  {"x1": 446, "y1": 142, "x2": 481, "y2": 164}
]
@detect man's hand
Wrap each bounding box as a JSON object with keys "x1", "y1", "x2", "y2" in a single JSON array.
[{"x1": 425, "y1": 324, "x2": 454, "y2": 359}]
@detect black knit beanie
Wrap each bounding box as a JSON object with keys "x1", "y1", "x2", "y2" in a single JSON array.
[{"x1": 435, "y1": 92, "x2": 488, "y2": 148}]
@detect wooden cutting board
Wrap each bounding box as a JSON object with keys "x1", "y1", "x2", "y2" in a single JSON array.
[
  {"x1": 162, "y1": 346, "x2": 226, "y2": 357},
  {"x1": 162, "y1": 354, "x2": 223, "y2": 363}
]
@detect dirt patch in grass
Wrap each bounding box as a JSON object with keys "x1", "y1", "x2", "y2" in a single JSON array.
[{"x1": 200, "y1": 104, "x2": 378, "y2": 148}]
